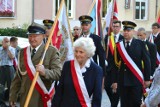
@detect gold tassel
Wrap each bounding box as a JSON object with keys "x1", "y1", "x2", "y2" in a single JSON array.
[{"x1": 114, "y1": 45, "x2": 121, "y2": 69}]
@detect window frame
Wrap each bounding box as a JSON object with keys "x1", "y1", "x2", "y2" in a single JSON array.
[
  {"x1": 55, "y1": 0, "x2": 74, "y2": 18},
  {"x1": 0, "y1": 0, "x2": 16, "y2": 18},
  {"x1": 135, "y1": 0, "x2": 148, "y2": 20}
]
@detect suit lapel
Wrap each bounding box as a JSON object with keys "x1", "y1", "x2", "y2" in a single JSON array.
[{"x1": 118, "y1": 34, "x2": 124, "y2": 41}]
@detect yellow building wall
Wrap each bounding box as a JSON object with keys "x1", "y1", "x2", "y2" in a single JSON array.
[
  {"x1": 117, "y1": 0, "x2": 160, "y2": 32},
  {"x1": 0, "y1": 0, "x2": 32, "y2": 29}
]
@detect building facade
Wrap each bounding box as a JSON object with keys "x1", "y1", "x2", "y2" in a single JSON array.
[{"x1": 0, "y1": 0, "x2": 159, "y2": 32}]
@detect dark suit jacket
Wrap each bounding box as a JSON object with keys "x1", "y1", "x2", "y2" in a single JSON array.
[
  {"x1": 154, "y1": 33, "x2": 160, "y2": 55},
  {"x1": 145, "y1": 40, "x2": 157, "y2": 76},
  {"x1": 89, "y1": 34, "x2": 105, "y2": 75},
  {"x1": 104, "y1": 34, "x2": 123, "y2": 83},
  {"x1": 114, "y1": 38, "x2": 151, "y2": 86},
  {"x1": 52, "y1": 60, "x2": 103, "y2": 107}
]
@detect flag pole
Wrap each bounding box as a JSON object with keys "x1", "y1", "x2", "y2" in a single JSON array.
[
  {"x1": 24, "y1": 0, "x2": 65, "y2": 107},
  {"x1": 88, "y1": 0, "x2": 96, "y2": 15}
]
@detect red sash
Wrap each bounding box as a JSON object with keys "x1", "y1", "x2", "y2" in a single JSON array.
[
  {"x1": 70, "y1": 60, "x2": 91, "y2": 107},
  {"x1": 23, "y1": 47, "x2": 55, "y2": 107}
]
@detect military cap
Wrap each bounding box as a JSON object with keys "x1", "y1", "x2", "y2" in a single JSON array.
[
  {"x1": 79, "y1": 15, "x2": 93, "y2": 24},
  {"x1": 122, "y1": 21, "x2": 137, "y2": 30},
  {"x1": 43, "y1": 19, "x2": 54, "y2": 29},
  {"x1": 27, "y1": 22, "x2": 46, "y2": 35}
]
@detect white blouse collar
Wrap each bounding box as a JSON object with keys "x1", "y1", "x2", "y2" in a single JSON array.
[{"x1": 75, "y1": 58, "x2": 91, "y2": 73}]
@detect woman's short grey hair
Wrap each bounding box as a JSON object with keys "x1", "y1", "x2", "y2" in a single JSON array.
[{"x1": 73, "y1": 37, "x2": 96, "y2": 58}]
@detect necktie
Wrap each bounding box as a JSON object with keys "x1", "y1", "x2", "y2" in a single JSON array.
[
  {"x1": 126, "y1": 41, "x2": 130, "y2": 52},
  {"x1": 114, "y1": 36, "x2": 116, "y2": 42},
  {"x1": 31, "y1": 49, "x2": 36, "y2": 59},
  {"x1": 43, "y1": 38, "x2": 48, "y2": 44},
  {"x1": 153, "y1": 35, "x2": 156, "y2": 40}
]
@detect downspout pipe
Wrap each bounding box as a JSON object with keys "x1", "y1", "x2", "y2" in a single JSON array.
[
  {"x1": 32, "y1": 0, "x2": 34, "y2": 23},
  {"x1": 155, "y1": 0, "x2": 158, "y2": 17}
]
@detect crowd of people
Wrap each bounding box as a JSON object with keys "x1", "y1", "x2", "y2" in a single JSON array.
[{"x1": 0, "y1": 14, "x2": 160, "y2": 107}]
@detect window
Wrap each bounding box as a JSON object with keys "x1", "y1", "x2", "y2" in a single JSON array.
[
  {"x1": 102, "y1": 0, "x2": 112, "y2": 18},
  {"x1": 0, "y1": 0, "x2": 15, "y2": 17},
  {"x1": 135, "y1": 0, "x2": 148, "y2": 20},
  {"x1": 55, "y1": 0, "x2": 73, "y2": 17}
]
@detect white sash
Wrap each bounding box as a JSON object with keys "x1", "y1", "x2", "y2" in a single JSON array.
[
  {"x1": 117, "y1": 41, "x2": 144, "y2": 84},
  {"x1": 24, "y1": 46, "x2": 55, "y2": 107},
  {"x1": 74, "y1": 59, "x2": 92, "y2": 107}
]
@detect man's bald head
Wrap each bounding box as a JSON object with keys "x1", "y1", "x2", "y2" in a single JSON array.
[{"x1": 2, "y1": 37, "x2": 10, "y2": 48}]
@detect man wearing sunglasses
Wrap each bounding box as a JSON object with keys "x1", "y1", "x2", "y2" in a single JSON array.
[{"x1": 73, "y1": 26, "x2": 81, "y2": 42}]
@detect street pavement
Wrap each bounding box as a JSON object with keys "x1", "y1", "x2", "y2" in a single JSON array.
[{"x1": 5, "y1": 90, "x2": 120, "y2": 107}]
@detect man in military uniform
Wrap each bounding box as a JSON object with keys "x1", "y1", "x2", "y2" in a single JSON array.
[
  {"x1": 43, "y1": 19, "x2": 54, "y2": 44},
  {"x1": 113, "y1": 21, "x2": 151, "y2": 107},
  {"x1": 104, "y1": 20, "x2": 123, "y2": 107},
  {"x1": 9, "y1": 23, "x2": 61, "y2": 107},
  {"x1": 137, "y1": 27, "x2": 157, "y2": 76},
  {"x1": 78, "y1": 15, "x2": 105, "y2": 76}
]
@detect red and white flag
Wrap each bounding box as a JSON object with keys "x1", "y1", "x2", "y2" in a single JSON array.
[
  {"x1": 103, "y1": 0, "x2": 118, "y2": 36},
  {"x1": 52, "y1": 1, "x2": 74, "y2": 62},
  {"x1": 113, "y1": 0, "x2": 118, "y2": 20},
  {"x1": 103, "y1": 0, "x2": 118, "y2": 56}
]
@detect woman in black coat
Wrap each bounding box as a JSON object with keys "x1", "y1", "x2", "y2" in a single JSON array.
[{"x1": 52, "y1": 37, "x2": 103, "y2": 107}]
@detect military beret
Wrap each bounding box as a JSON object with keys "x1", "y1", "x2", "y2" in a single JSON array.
[
  {"x1": 122, "y1": 21, "x2": 137, "y2": 30},
  {"x1": 27, "y1": 22, "x2": 46, "y2": 35},
  {"x1": 43, "y1": 19, "x2": 54, "y2": 29},
  {"x1": 79, "y1": 15, "x2": 93, "y2": 24}
]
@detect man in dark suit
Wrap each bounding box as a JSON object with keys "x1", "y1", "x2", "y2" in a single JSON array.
[
  {"x1": 137, "y1": 27, "x2": 157, "y2": 76},
  {"x1": 148, "y1": 22, "x2": 160, "y2": 66},
  {"x1": 104, "y1": 20, "x2": 123, "y2": 107},
  {"x1": 78, "y1": 15, "x2": 105, "y2": 75},
  {"x1": 113, "y1": 21, "x2": 151, "y2": 107}
]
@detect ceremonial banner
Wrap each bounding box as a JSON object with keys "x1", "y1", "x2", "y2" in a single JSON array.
[{"x1": 52, "y1": 1, "x2": 74, "y2": 63}]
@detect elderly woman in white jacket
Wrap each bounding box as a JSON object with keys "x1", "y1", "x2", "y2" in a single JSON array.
[{"x1": 141, "y1": 66, "x2": 160, "y2": 107}]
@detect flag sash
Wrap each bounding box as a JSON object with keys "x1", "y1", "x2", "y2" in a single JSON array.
[
  {"x1": 23, "y1": 47, "x2": 55, "y2": 107},
  {"x1": 116, "y1": 41, "x2": 144, "y2": 84},
  {"x1": 70, "y1": 60, "x2": 91, "y2": 107},
  {"x1": 109, "y1": 34, "x2": 116, "y2": 55}
]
